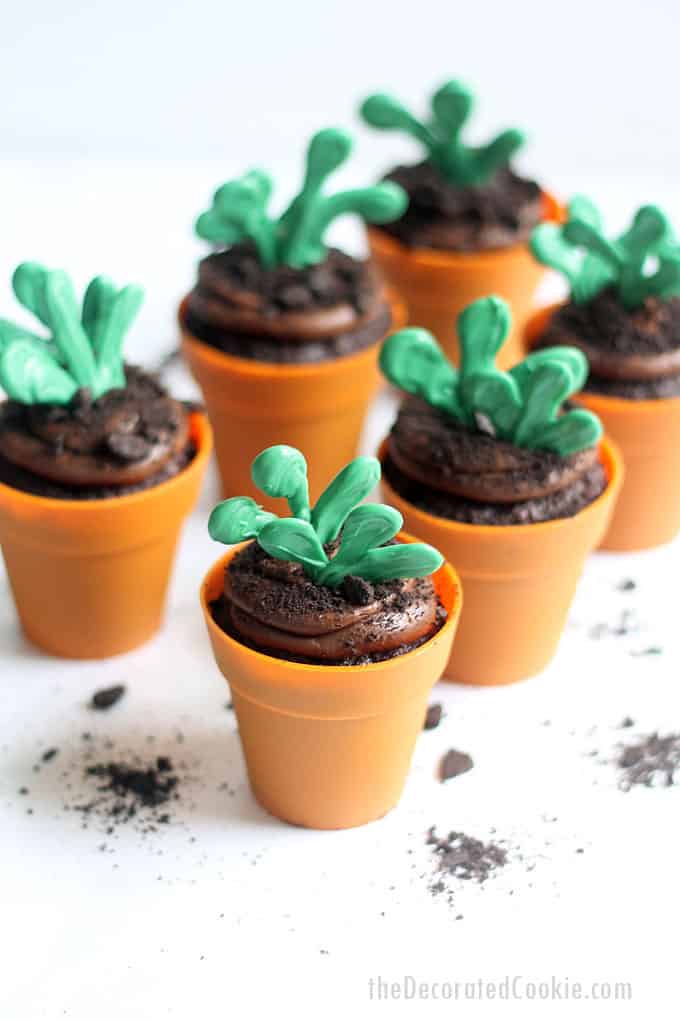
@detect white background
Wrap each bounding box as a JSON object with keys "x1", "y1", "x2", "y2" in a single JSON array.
[{"x1": 1, "y1": 2, "x2": 680, "y2": 1017}]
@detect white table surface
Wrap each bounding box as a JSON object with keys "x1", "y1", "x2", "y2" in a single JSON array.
[{"x1": 1, "y1": 160, "x2": 678, "y2": 1019}]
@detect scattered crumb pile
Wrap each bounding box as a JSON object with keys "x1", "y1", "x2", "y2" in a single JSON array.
[
  {"x1": 427, "y1": 827, "x2": 507, "y2": 895},
  {"x1": 74, "y1": 752, "x2": 182, "y2": 833},
  {"x1": 617, "y1": 732, "x2": 680, "y2": 790}
]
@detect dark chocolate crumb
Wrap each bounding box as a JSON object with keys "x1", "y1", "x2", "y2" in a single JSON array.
[
  {"x1": 90, "y1": 685, "x2": 126, "y2": 711},
  {"x1": 439, "y1": 749, "x2": 474, "y2": 782},
  {"x1": 41, "y1": 748, "x2": 58, "y2": 763},
  {"x1": 423, "y1": 703, "x2": 443, "y2": 731},
  {"x1": 339, "y1": 575, "x2": 375, "y2": 607},
  {"x1": 619, "y1": 716, "x2": 635, "y2": 729},
  {"x1": 617, "y1": 578, "x2": 637, "y2": 592},
  {"x1": 106, "y1": 432, "x2": 152, "y2": 462}
]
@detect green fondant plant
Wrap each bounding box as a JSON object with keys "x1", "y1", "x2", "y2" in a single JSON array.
[
  {"x1": 0, "y1": 263, "x2": 144, "y2": 405},
  {"x1": 380, "y1": 296, "x2": 602, "y2": 457},
  {"x1": 208, "y1": 445, "x2": 443, "y2": 587},
  {"x1": 531, "y1": 196, "x2": 680, "y2": 309},
  {"x1": 360, "y1": 79, "x2": 525, "y2": 187},
  {"x1": 195, "y1": 128, "x2": 408, "y2": 270}
]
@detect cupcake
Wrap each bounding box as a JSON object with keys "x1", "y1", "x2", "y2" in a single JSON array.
[
  {"x1": 200, "y1": 444, "x2": 460, "y2": 829},
  {"x1": 529, "y1": 197, "x2": 680, "y2": 549},
  {"x1": 379, "y1": 295, "x2": 622, "y2": 686},
  {"x1": 180, "y1": 127, "x2": 408, "y2": 509},
  {"x1": 359, "y1": 79, "x2": 561, "y2": 366},
  {"x1": 0, "y1": 262, "x2": 212, "y2": 658}
]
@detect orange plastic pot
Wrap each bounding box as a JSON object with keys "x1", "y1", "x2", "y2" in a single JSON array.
[
  {"x1": 180, "y1": 292, "x2": 405, "y2": 510},
  {"x1": 367, "y1": 193, "x2": 563, "y2": 369},
  {"x1": 0, "y1": 413, "x2": 212, "y2": 659},
  {"x1": 200, "y1": 534, "x2": 461, "y2": 830},
  {"x1": 526, "y1": 304, "x2": 680, "y2": 551},
  {"x1": 379, "y1": 439, "x2": 622, "y2": 686}
]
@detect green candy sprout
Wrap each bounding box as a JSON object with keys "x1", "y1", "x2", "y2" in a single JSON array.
[
  {"x1": 380, "y1": 296, "x2": 602, "y2": 458},
  {"x1": 531, "y1": 196, "x2": 680, "y2": 310},
  {"x1": 208, "y1": 445, "x2": 443, "y2": 587},
  {"x1": 0, "y1": 262, "x2": 144, "y2": 405},
  {"x1": 195, "y1": 128, "x2": 408, "y2": 270},
  {"x1": 360, "y1": 79, "x2": 525, "y2": 187}
]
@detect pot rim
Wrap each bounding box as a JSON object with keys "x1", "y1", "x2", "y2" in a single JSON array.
[
  {"x1": 178, "y1": 287, "x2": 406, "y2": 380},
  {"x1": 200, "y1": 531, "x2": 461, "y2": 678},
  {"x1": 367, "y1": 190, "x2": 563, "y2": 268},
  {"x1": 0, "y1": 411, "x2": 213, "y2": 514},
  {"x1": 525, "y1": 302, "x2": 680, "y2": 415},
  {"x1": 378, "y1": 436, "x2": 623, "y2": 539}
]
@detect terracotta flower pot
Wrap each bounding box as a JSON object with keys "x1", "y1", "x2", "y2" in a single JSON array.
[
  {"x1": 200, "y1": 533, "x2": 461, "y2": 830},
  {"x1": 367, "y1": 193, "x2": 563, "y2": 370},
  {"x1": 0, "y1": 413, "x2": 212, "y2": 659},
  {"x1": 379, "y1": 439, "x2": 622, "y2": 686},
  {"x1": 180, "y1": 292, "x2": 405, "y2": 511},
  {"x1": 526, "y1": 304, "x2": 680, "y2": 551}
]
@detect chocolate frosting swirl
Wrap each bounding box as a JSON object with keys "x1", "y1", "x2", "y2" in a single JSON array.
[
  {"x1": 378, "y1": 164, "x2": 543, "y2": 251},
  {"x1": 540, "y1": 290, "x2": 680, "y2": 384},
  {"x1": 389, "y1": 399, "x2": 599, "y2": 506},
  {"x1": 218, "y1": 540, "x2": 442, "y2": 664},
  {"x1": 0, "y1": 367, "x2": 190, "y2": 489},
  {"x1": 187, "y1": 245, "x2": 387, "y2": 343}
]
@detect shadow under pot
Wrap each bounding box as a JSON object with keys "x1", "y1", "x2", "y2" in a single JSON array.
[
  {"x1": 0, "y1": 413, "x2": 212, "y2": 659},
  {"x1": 526, "y1": 304, "x2": 680, "y2": 552},
  {"x1": 367, "y1": 192, "x2": 562, "y2": 371},
  {"x1": 200, "y1": 535, "x2": 461, "y2": 830},
  {"x1": 379, "y1": 437, "x2": 622, "y2": 686},
  {"x1": 180, "y1": 287, "x2": 405, "y2": 511}
]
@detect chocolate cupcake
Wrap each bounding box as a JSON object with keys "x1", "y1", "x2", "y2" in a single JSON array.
[
  {"x1": 0, "y1": 263, "x2": 195, "y2": 499},
  {"x1": 529, "y1": 198, "x2": 680, "y2": 549},
  {"x1": 359, "y1": 79, "x2": 559, "y2": 365},
  {"x1": 0, "y1": 262, "x2": 211, "y2": 658},
  {"x1": 207, "y1": 444, "x2": 445, "y2": 666},
  {"x1": 379, "y1": 296, "x2": 621, "y2": 685},
  {"x1": 200, "y1": 444, "x2": 460, "y2": 829},
  {"x1": 179, "y1": 128, "x2": 408, "y2": 507}
]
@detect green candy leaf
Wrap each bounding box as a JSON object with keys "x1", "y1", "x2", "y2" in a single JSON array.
[
  {"x1": 362, "y1": 79, "x2": 525, "y2": 186},
  {"x1": 319, "y1": 504, "x2": 402, "y2": 586},
  {"x1": 311, "y1": 456, "x2": 381, "y2": 545},
  {"x1": 534, "y1": 409, "x2": 603, "y2": 458},
  {"x1": 208, "y1": 497, "x2": 276, "y2": 544},
  {"x1": 12, "y1": 262, "x2": 53, "y2": 327},
  {"x1": 532, "y1": 197, "x2": 678, "y2": 310},
  {"x1": 380, "y1": 327, "x2": 462, "y2": 416},
  {"x1": 251, "y1": 445, "x2": 310, "y2": 520},
  {"x1": 352, "y1": 543, "x2": 443, "y2": 583},
  {"x1": 359, "y1": 93, "x2": 434, "y2": 147},
  {"x1": 460, "y1": 371, "x2": 522, "y2": 439},
  {"x1": 258, "y1": 518, "x2": 329, "y2": 579},
  {"x1": 92, "y1": 283, "x2": 144, "y2": 392},
  {"x1": 513, "y1": 362, "x2": 574, "y2": 448},
  {"x1": 1, "y1": 263, "x2": 146, "y2": 407},
  {"x1": 207, "y1": 444, "x2": 444, "y2": 587},
  {"x1": 510, "y1": 346, "x2": 589, "y2": 398},
  {"x1": 568, "y1": 195, "x2": 603, "y2": 229},
  {"x1": 431, "y1": 80, "x2": 472, "y2": 136},
  {"x1": 0, "y1": 339, "x2": 77, "y2": 405},
  {"x1": 195, "y1": 128, "x2": 405, "y2": 270},
  {"x1": 379, "y1": 295, "x2": 602, "y2": 458},
  {"x1": 457, "y1": 296, "x2": 511, "y2": 375}
]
